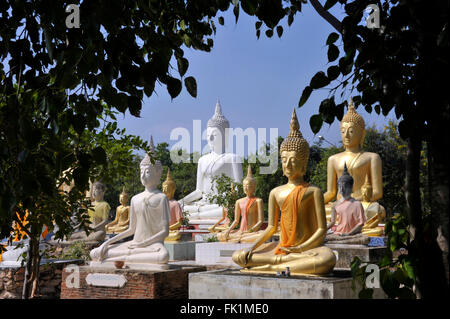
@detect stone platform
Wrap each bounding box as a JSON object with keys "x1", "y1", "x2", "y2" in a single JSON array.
[
  {"x1": 164, "y1": 241, "x2": 196, "y2": 261},
  {"x1": 195, "y1": 242, "x2": 253, "y2": 266},
  {"x1": 0, "y1": 259, "x2": 84, "y2": 299},
  {"x1": 61, "y1": 264, "x2": 206, "y2": 299},
  {"x1": 189, "y1": 269, "x2": 386, "y2": 299},
  {"x1": 325, "y1": 243, "x2": 387, "y2": 269}
]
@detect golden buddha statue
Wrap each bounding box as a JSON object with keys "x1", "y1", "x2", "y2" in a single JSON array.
[
  {"x1": 105, "y1": 187, "x2": 130, "y2": 234},
  {"x1": 361, "y1": 174, "x2": 386, "y2": 236},
  {"x1": 232, "y1": 108, "x2": 336, "y2": 275},
  {"x1": 324, "y1": 97, "x2": 383, "y2": 221},
  {"x1": 162, "y1": 168, "x2": 184, "y2": 242},
  {"x1": 217, "y1": 165, "x2": 265, "y2": 243}
]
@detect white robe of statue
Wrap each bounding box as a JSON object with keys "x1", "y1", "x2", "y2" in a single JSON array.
[
  {"x1": 179, "y1": 102, "x2": 243, "y2": 220},
  {"x1": 90, "y1": 137, "x2": 170, "y2": 266}
]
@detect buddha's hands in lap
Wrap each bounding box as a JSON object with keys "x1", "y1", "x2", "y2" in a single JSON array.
[
  {"x1": 234, "y1": 248, "x2": 253, "y2": 266},
  {"x1": 128, "y1": 242, "x2": 144, "y2": 249}
]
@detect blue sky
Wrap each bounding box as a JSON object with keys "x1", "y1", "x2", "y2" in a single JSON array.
[{"x1": 116, "y1": 4, "x2": 397, "y2": 156}]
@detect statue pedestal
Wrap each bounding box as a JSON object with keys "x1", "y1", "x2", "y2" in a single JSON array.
[
  {"x1": 61, "y1": 264, "x2": 206, "y2": 299},
  {"x1": 195, "y1": 242, "x2": 253, "y2": 266},
  {"x1": 163, "y1": 241, "x2": 196, "y2": 261},
  {"x1": 189, "y1": 269, "x2": 387, "y2": 299},
  {"x1": 325, "y1": 243, "x2": 387, "y2": 269}
]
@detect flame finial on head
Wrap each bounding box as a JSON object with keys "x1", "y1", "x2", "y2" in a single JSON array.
[
  {"x1": 341, "y1": 97, "x2": 365, "y2": 130},
  {"x1": 338, "y1": 162, "x2": 354, "y2": 186},
  {"x1": 243, "y1": 164, "x2": 256, "y2": 186},
  {"x1": 280, "y1": 108, "x2": 309, "y2": 161},
  {"x1": 140, "y1": 135, "x2": 161, "y2": 168},
  {"x1": 207, "y1": 99, "x2": 230, "y2": 130}
]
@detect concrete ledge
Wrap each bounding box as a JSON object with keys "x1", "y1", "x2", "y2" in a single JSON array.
[
  {"x1": 325, "y1": 244, "x2": 387, "y2": 269},
  {"x1": 164, "y1": 241, "x2": 196, "y2": 261},
  {"x1": 189, "y1": 269, "x2": 386, "y2": 299},
  {"x1": 195, "y1": 242, "x2": 253, "y2": 266}
]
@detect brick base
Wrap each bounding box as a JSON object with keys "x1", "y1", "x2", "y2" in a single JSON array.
[{"x1": 60, "y1": 265, "x2": 206, "y2": 299}]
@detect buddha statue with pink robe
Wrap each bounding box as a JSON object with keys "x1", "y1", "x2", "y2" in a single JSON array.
[
  {"x1": 217, "y1": 165, "x2": 264, "y2": 243},
  {"x1": 326, "y1": 164, "x2": 369, "y2": 244}
]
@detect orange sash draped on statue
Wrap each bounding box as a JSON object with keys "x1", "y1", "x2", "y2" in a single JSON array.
[
  {"x1": 275, "y1": 183, "x2": 309, "y2": 255},
  {"x1": 239, "y1": 197, "x2": 257, "y2": 232}
]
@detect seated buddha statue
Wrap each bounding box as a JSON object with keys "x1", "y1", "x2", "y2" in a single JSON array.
[
  {"x1": 361, "y1": 174, "x2": 386, "y2": 236},
  {"x1": 325, "y1": 164, "x2": 370, "y2": 244},
  {"x1": 207, "y1": 184, "x2": 234, "y2": 233},
  {"x1": 162, "y1": 168, "x2": 184, "y2": 242},
  {"x1": 90, "y1": 136, "x2": 170, "y2": 266},
  {"x1": 323, "y1": 97, "x2": 383, "y2": 221},
  {"x1": 66, "y1": 181, "x2": 110, "y2": 244},
  {"x1": 179, "y1": 100, "x2": 243, "y2": 221},
  {"x1": 217, "y1": 165, "x2": 265, "y2": 243},
  {"x1": 232, "y1": 109, "x2": 336, "y2": 275},
  {"x1": 105, "y1": 187, "x2": 130, "y2": 234}
]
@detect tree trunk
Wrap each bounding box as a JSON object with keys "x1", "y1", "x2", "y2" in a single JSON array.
[
  {"x1": 427, "y1": 129, "x2": 450, "y2": 298},
  {"x1": 21, "y1": 241, "x2": 32, "y2": 299},
  {"x1": 404, "y1": 134, "x2": 424, "y2": 298}
]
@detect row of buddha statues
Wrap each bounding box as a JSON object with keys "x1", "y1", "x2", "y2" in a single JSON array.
[
  {"x1": 75, "y1": 98, "x2": 384, "y2": 276},
  {"x1": 7, "y1": 98, "x2": 385, "y2": 277}
]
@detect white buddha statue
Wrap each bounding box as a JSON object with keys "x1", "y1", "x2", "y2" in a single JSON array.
[
  {"x1": 89, "y1": 136, "x2": 170, "y2": 268},
  {"x1": 179, "y1": 100, "x2": 243, "y2": 220}
]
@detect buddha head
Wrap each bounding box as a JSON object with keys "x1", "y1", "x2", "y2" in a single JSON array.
[
  {"x1": 340, "y1": 97, "x2": 366, "y2": 149},
  {"x1": 361, "y1": 174, "x2": 373, "y2": 202},
  {"x1": 140, "y1": 135, "x2": 163, "y2": 189},
  {"x1": 338, "y1": 163, "x2": 354, "y2": 199},
  {"x1": 162, "y1": 168, "x2": 176, "y2": 200},
  {"x1": 207, "y1": 99, "x2": 229, "y2": 154},
  {"x1": 243, "y1": 165, "x2": 257, "y2": 197},
  {"x1": 92, "y1": 181, "x2": 106, "y2": 202},
  {"x1": 119, "y1": 187, "x2": 129, "y2": 206},
  {"x1": 280, "y1": 108, "x2": 309, "y2": 180}
]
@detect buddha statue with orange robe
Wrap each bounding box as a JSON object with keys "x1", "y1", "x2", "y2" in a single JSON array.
[
  {"x1": 232, "y1": 108, "x2": 336, "y2": 275},
  {"x1": 217, "y1": 165, "x2": 264, "y2": 243}
]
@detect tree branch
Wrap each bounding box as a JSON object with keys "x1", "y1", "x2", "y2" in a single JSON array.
[{"x1": 309, "y1": 0, "x2": 342, "y2": 34}]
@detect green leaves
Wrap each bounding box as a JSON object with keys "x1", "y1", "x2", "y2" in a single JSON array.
[
  {"x1": 326, "y1": 32, "x2": 339, "y2": 45},
  {"x1": 298, "y1": 86, "x2": 312, "y2": 107},
  {"x1": 309, "y1": 114, "x2": 323, "y2": 134},
  {"x1": 128, "y1": 96, "x2": 141, "y2": 117},
  {"x1": 327, "y1": 65, "x2": 340, "y2": 81},
  {"x1": 310, "y1": 71, "x2": 330, "y2": 89},
  {"x1": 265, "y1": 29, "x2": 273, "y2": 38},
  {"x1": 91, "y1": 147, "x2": 107, "y2": 165},
  {"x1": 276, "y1": 25, "x2": 283, "y2": 38},
  {"x1": 218, "y1": 16, "x2": 225, "y2": 25},
  {"x1": 177, "y1": 57, "x2": 189, "y2": 77},
  {"x1": 167, "y1": 77, "x2": 182, "y2": 99},
  {"x1": 327, "y1": 44, "x2": 339, "y2": 62},
  {"x1": 185, "y1": 76, "x2": 197, "y2": 98}
]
